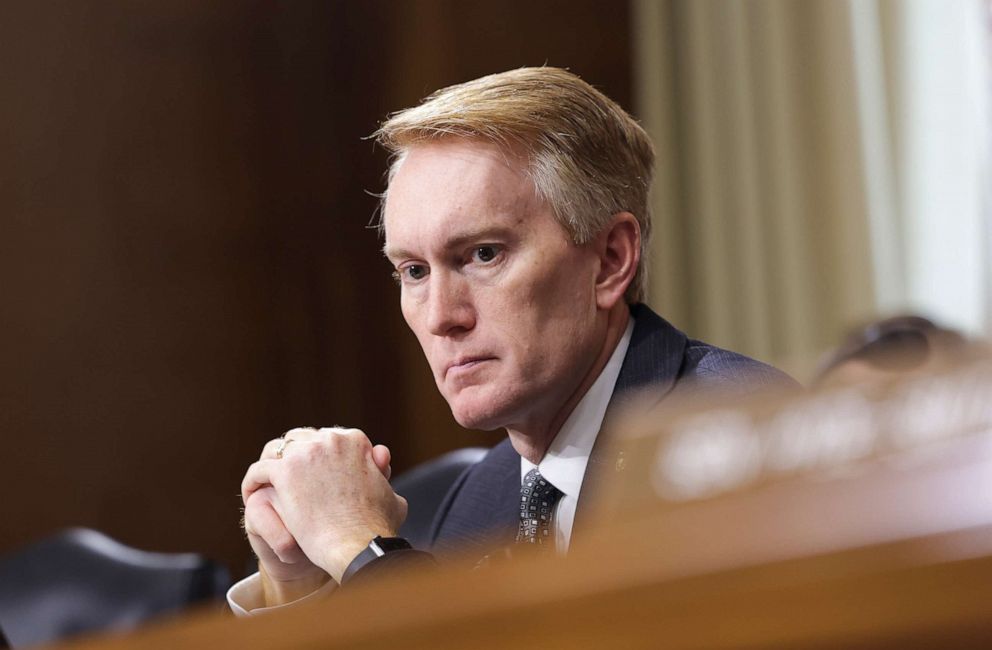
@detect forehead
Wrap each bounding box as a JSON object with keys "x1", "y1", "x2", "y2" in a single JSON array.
[{"x1": 382, "y1": 140, "x2": 541, "y2": 250}]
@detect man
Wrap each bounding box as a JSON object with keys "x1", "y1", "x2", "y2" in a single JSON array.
[{"x1": 230, "y1": 67, "x2": 793, "y2": 613}]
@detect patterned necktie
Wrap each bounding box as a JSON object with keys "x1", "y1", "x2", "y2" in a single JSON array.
[{"x1": 516, "y1": 468, "x2": 564, "y2": 547}]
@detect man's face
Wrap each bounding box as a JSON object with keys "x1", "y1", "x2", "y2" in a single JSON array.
[{"x1": 383, "y1": 140, "x2": 604, "y2": 433}]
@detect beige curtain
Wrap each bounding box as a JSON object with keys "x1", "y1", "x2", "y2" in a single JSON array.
[{"x1": 632, "y1": 0, "x2": 990, "y2": 379}]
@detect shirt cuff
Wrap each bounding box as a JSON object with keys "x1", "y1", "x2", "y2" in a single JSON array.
[{"x1": 226, "y1": 572, "x2": 338, "y2": 616}]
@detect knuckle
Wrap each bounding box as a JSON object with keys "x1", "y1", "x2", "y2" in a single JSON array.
[
  {"x1": 245, "y1": 489, "x2": 269, "y2": 509},
  {"x1": 342, "y1": 429, "x2": 373, "y2": 451},
  {"x1": 242, "y1": 511, "x2": 259, "y2": 532},
  {"x1": 282, "y1": 450, "x2": 305, "y2": 470},
  {"x1": 261, "y1": 440, "x2": 283, "y2": 460},
  {"x1": 301, "y1": 442, "x2": 324, "y2": 461},
  {"x1": 239, "y1": 469, "x2": 255, "y2": 496},
  {"x1": 273, "y1": 536, "x2": 299, "y2": 558},
  {"x1": 324, "y1": 426, "x2": 366, "y2": 440}
]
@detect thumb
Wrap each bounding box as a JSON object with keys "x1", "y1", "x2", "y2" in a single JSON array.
[{"x1": 371, "y1": 444, "x2": 392, "y2": 480}]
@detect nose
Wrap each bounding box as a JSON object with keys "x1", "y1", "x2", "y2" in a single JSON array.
[{"x1": 426, "y1": 270, "x2": 476, "y2": 336}]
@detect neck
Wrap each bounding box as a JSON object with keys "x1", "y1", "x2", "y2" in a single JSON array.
[{"x1": 506, "y1": 303, "x2": 631, "y2": 464}]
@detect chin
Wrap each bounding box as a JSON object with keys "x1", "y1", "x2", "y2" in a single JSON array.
[
  {"x1": 447, "y1": 391, "x2": 514, "y2": 432},
  {"x1": 450, "y1": 407, "x2": 505, "y2": 432}
]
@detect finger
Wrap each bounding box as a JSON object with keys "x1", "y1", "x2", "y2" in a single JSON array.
[
  {"x1": 317, "y1": 426, "x2": 367, "y2": 441},
  {"x1": 245, "y1": 489, "x2": 307, "y2": 564},
  {"x1": 260, "y1": 437, "x2": 287, "y2": 460},
  {"x1": 282, "y1": 426, "x2": 322, "y2": 441},
  {"x1": 371, "y1": 444, "x2": 392, "y2": 480},
  {"x1": 259, "y1": 427, "x2": 322, "y2": 460},
  {"x1": 269, "y1": 428, "x2": 360, "y2": 463},
  {"x1": 261, "y1": 437, "x2": 302, "y2": 461},
  {"x1": 261, "y1": 426, "x2": 364, "y2": 460},
  {"x1": 241, "y1": 459, "x2": 278, "y2": 503},
  {"x1": 259, "y1": 433, "x2": 298, "y2": 461},
  {"x1": 242, "y1": 488, "x2": 274, "y2": 537},
  {"x1": 394, "y1": 493, "x2": 409, "y2": 524}
]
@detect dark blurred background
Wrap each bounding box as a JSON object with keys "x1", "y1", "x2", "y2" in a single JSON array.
[{"x1": 0, "y1": 1, "x2": 633, "y2": 577}]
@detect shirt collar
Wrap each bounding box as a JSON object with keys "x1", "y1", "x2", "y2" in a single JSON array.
[{"x1": 521, "y1": 318, "x2": 635, "y2": 497}]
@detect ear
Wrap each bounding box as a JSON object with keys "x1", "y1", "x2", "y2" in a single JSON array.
[{"x1": 594, "y1": 212, "x2": 640, "y2": 310}]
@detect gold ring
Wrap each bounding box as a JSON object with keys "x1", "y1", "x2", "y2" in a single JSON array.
[{"x1": 275, "y1": 437, "x2": 294, "y2": 459}]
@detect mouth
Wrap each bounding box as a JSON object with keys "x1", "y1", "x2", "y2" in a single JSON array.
[{"x1": 444, "y1": 356, "x2": 496, "y2": 379}]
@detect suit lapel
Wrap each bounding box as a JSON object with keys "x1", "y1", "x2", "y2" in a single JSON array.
[
  {"x1": 573, "y1": 304, "x2": 688, "y2": 531},
  {"x1": 604, "y1": 304, "x2": 688, "y2": 416},
  {"x1": 429, "y1": 438, "x2": 521, "y2": 558}
]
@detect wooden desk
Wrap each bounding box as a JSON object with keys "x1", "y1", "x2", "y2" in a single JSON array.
[{"x1": 51, "y1": 360, "x2": 992, "y2": 649}]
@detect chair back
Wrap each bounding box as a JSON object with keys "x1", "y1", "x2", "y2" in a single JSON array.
[
  {"x1": 0, "y1": 528, "x2": 230, "y2": 647},
  {"x1": 393, "y1": 447, "x2": 488, "y2": 549}
]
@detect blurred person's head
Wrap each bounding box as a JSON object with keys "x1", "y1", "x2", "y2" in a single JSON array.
[
  {"x1": 376, "y1": 67, "x2": 648, "y2": 453},
  {"x1": 812, "y1": 315, "x2": 979, "y2": 387}
]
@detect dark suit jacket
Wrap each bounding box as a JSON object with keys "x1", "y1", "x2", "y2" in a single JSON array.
[{"x1": 426, "y1": 304, "x2": 795, "y2": 561}]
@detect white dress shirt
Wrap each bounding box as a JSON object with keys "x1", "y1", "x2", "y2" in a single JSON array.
[
  {"x1": 520, "y1": 318, "x2": 633, "y2": 554},
  {"x1": 228, "y1": 318, "x2": 634, "y2": 613}
]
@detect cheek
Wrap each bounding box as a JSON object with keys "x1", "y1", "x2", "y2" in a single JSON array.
[
  {"x1": 401, "y1": 297, "x2": 433, "y2": 358},
  {"x1": 497, "y1": 268, "x2": 594, "y2": 363},
  {"x1": 532, "y1": 267, "x2": 599, "y2": 357},
  {"x1": 399, "y1": 295, "x2": 416, "y2": 330},
  {"x1": 519, "y1": 256, "x2": 597, "y2": 322}
]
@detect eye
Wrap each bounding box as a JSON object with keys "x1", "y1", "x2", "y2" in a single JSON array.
[
  {"x1": 393, "y1": 264, "x2": 429, "y2": 284},
  {"x1": 471, "y1": 245, "x2": 500, "y2": 264}
]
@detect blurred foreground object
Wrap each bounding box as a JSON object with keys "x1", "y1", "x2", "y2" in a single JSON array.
[
  {"x1": 0, "y1": 528, "x2": 229, "y2": 647},
  {"x1": 812, "y1": 314, "x2": 986, "y2": 387},
  {"x1": 43, "y1": 357, "x2": 992, "y2": 648}
]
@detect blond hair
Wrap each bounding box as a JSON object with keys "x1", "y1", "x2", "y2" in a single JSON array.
[{"x1": 374, "y1": 67, "x2": 654, "y2": 303}]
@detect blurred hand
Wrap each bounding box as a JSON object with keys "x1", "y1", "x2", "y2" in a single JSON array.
[
  {"x1": 242, "y1": 427, "x2": 406, "y2": 585},
  {"x1": 241, "y1": 428, "x2": 396, "y2": 604}
]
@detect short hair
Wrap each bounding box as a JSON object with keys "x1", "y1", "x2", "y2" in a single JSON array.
[{"x1": 374, "y1": 66, "x2": 655, "y2": 303}]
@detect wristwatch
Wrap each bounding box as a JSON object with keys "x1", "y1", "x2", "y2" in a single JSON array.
[{"x1": 340, "y1": 536, "x2": 413, "y2": 585}]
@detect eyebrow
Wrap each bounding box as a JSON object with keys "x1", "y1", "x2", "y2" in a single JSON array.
[{"x1": 383, "y1": 225, "x2": 519, "y2": 261}]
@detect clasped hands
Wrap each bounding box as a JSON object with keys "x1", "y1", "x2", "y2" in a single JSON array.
[{"x1": 240, "y1": 427, "x2": 407, "y2": 605}]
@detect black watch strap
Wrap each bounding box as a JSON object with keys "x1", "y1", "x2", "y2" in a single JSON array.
[{"x1": 340, "y1": 536, "x2": 413, "y2": 585}]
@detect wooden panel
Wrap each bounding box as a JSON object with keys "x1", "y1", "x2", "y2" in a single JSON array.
[
  {"x1": 43, "y1": 531, "x2": 992, "y2": 650},
  {"x1": 0, "y1": 1, "x2": 633, "y2": 576}
]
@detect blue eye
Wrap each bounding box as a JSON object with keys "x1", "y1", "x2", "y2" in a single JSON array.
[{"x1": 393, "y1": 264, "x2": 429, "y2": 284}]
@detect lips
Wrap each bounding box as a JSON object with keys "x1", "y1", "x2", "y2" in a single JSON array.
[{"x1": 444, "y1": 356, "x2": 496, "y2": 379}]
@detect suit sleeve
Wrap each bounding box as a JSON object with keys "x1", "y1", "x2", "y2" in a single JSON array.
[{"x1": 341, "y1": 549, "x2": 438, "y2": 587}]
